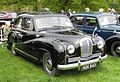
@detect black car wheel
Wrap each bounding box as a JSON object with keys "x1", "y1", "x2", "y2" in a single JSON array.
[
  {"x1": 7, "y1": 33, "x2": 17, "y2": 55},
  {"x1": 7, "y1": 33, "x2": 15, "y2": 50},
  {"x1": 43, "y1": 52, "x2": 60, "y2": 76},
  {"x1": 111, "y1": 41, "x2": 120, "y2": 57}
]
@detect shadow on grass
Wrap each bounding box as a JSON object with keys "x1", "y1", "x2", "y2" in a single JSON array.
[
  {"x1": 61, "y1": 68, "x2": 94, "y2": 75},
  {"x1": 16, "y1": 54, "x2": 42, "y2": 66}
]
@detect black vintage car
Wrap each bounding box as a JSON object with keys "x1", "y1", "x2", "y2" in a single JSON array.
[{"x1": 7, "y1": 14, "x2": 107, "y2": 76}]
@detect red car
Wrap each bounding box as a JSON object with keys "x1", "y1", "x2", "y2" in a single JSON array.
[{"x1": 0, "y1": 12, "x2": 13, "y2": 27}]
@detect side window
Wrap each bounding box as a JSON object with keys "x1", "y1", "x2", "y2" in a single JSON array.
[
  {"x1": 71, "y1": 16, "x2": 84, "y2": 26},
  {"x1": 24, "y1": 18, "x2": 33, "y2": 31},
  {"x1": 15, "y1": 17, "x2": 23, "y2": 28},
  {"x1": 86, "y1": 17, "x2": 97, "y2": 27}
]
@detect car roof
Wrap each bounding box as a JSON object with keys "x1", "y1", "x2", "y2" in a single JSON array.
[
  {"x1": 72, "y1": 12, "x2": 116, "y2": 18},
  {"x1": 17, "y1": 14, "x2": 68, "y2": 19}
]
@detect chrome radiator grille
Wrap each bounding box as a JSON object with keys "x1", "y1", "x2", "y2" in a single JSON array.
[{"x1": 80, "y1": 37, "x2": 93, "y2": 57}]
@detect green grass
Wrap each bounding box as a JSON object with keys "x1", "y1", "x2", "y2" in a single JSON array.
[{"x1": 0, "y1": 44, "x2": 120, "y2": 82}]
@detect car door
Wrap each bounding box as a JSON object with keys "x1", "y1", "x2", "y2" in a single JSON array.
[
  {"x1": 83, "y1": 16, "x2": 98, "y2": 34},
  {"x1": 14, "y1": 17, "x2": 24, "y2": 47},
  {"x1": 16, "y1": 17, "x2": 39, "y2": 60},
  {"x1": 71, "y1": 16, "x2": 98, "y2": 34},
  {"x1": 23, "y1": 17, "x2": 40, "y2": 60}
]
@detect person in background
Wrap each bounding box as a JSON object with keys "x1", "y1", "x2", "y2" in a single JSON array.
[
  {"x1": 99, "y1": 8, "x2": 104, "y2": 13},
  {"x1": 2, "y1": 21, "x2": 12, "y2": 40},
  {"x1": 111, "y1": 8, "x2": 116, "y2": 14},
  {"x1": 85, "y1": 7, "x2": 90, "y2": 12},
  {"x1": 73, "y1": 11, "x2": 76, "y2": 14},
  {"x1": 61, "y1": 10, "x2": 66, "y2": 15},
  {"x1": 67, "y1": 9, "x2": 72, "y2": 17},
  {"x1": 108, "y1": 8, "x2": 116, "y2": 14},
  {"x1": 108, "y1": 8, "x2": 112, "y2": 13},
  {"x1": 44, "y1": 8, "x2": 52, "y2": 14}
]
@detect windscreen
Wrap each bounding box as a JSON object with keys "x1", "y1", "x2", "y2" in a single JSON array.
[
  {"x1": 99, "y1": 15, "x2": 118, "y2": 26},
  {"x1": 35, "y1": 16, "x2": 73, "y2": 31}
]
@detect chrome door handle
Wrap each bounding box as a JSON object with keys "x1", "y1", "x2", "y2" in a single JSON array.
[{"x1": 97, "y1": 30, "x2": 101, "y2": 32}]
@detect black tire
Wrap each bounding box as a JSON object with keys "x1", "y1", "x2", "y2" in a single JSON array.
[
  {"x1": 7, "y1": 33, "x2": 17, "y2": 55},
  {"x1": 43, "y1": 52, "x2": 60, "y2": 76},
  {"x1": 111, "y1": 41, "x2": 120, "y2": 57},
  {"x1": 7, "y1": 33, "x2": 15, "y2": 50}
]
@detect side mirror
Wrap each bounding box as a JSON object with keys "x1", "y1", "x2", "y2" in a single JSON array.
[{"x1": 92, "y1": 27, "x2": 97, "y2": 37}]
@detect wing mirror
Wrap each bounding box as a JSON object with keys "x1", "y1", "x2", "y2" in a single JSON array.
[{"x1": 92, "y1": 27, "x2": 97, "y2": 37}]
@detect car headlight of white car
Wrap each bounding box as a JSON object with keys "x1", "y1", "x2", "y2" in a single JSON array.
[
  {"x1": 67, "y1": 45, "x2": 75, "y2": 54},
  {"x1": 97, "y1": 40, "x2": 104, "y2": 49}
]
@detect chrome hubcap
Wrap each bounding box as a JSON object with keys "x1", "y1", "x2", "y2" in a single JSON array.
[
  {"x1": 45, "y1": 58, "x2": 53, "y2": 73},
  {"x1": 116, "y1": 46, "x2": 120, "y2": 53},
  {"x1": 12, "y1": 44, "x2": 16, "y2": 54}
]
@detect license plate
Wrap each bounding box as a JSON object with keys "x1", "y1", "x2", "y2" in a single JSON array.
[{"x1": 81, "y1": 63, "x2": 97, "y2": 71}]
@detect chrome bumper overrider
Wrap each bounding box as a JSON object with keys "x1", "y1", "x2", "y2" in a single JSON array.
[{"x1": 57, "y1": 55, "x2": 107, "y2": 70}]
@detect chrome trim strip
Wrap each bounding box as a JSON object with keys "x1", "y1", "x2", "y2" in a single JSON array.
[
  {"x1": 15, "y1": 48, "x2": 38, "y2": 60},
  {"x1": 57, "y1": 55, "x2": 107, "y2": 70}
]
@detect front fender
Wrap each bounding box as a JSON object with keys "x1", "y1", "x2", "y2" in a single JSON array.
[
  {"x1": 106, "y1": 34, "x2": 120, "y2": 42},
  {"x1": 24, "y1": 37, "x2": 66, "y2": 53},
  {"x1": 105, "y1": 34, "x2": 120, "y2": 49},
  {"x1": 35, "y1": 38, "x2": 65, "y2": 53},
  {"x1": 26, "y1": 38, "x2": 66, "y2": 66}
]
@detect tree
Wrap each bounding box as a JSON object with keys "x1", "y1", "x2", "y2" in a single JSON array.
[{"x1": 0, "y1": 0, "x2": 120, "y2": 12}]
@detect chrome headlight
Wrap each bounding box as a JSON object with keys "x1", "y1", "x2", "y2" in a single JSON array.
[
  {"x1": 97, "y1": 40, "x2": 104, "y2": 49},
  {"x1": 67, "y1": 45, "x2": 75, "y2": 54}
]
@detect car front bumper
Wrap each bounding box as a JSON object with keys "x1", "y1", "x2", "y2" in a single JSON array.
[{"x1": 57, "y1": 55, "x2": 107, "y2": 70}]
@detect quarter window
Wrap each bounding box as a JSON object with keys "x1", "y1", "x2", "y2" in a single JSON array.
[{"x1": 24, "y1": 18, "x2": 33, "y2": 31}]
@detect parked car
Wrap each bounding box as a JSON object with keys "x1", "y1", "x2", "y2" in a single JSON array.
[
  {"x1": 0, "y1": 12, "x2": 13, "y2": 20},
  {"x1": 70, "y1": 12, "x2": 120, "y2": 57},
  {"x1": 7, "y1": 13, "x2": 107, "y2": 76},
  {"x1": 0, "y1": 12, "x2": 13, "y2": 42},
  {"x1": 0, "y1": 12, "x2": 13, "y2": 27},
  {"x1": 6, "y1": 12, "x2": 17, "y2": 21}
]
